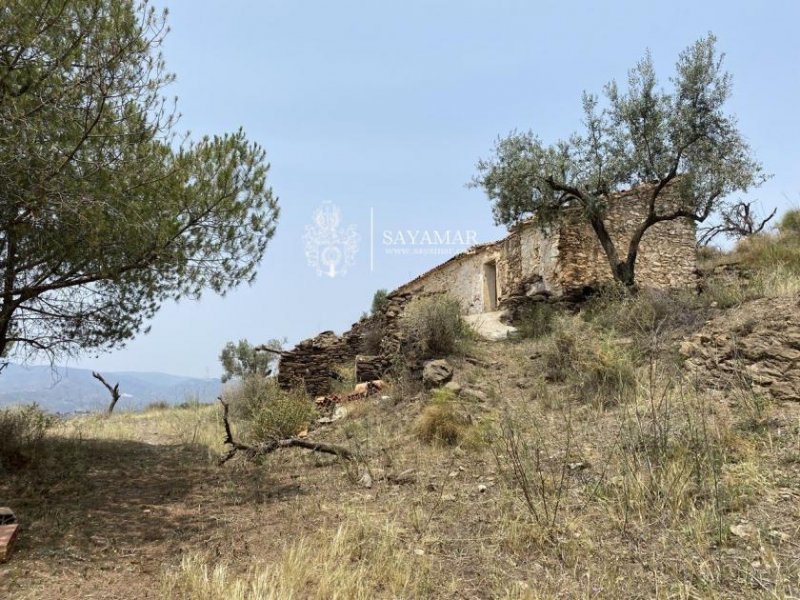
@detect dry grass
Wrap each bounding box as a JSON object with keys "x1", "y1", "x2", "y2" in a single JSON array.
[
  {"x1": 540, "y1": 315, "x2": 638, "y2": 405},
  {"x1": 414, "y1": 388, "x2": 475, "y2": 446},
  {"x1": 2, "y1": 286, "x2": 800, "y2": 598}
]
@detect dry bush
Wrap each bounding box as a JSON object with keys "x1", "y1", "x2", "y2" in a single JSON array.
[
  {"x1": 400, "y1": 294, "x2": 469, "y2": 358},
  {"x1": 223, "y1": 376, "x2": 316, "y2": 442},
  {"x1": 144, "y1": 400, "x2": 171, "y2": 412},
  {"x1": 360, "y1": 323, "x2": 384, "y2": 355},
  {"x1": 491, "y1": 410, "x2": 573, "y2": 530},
  {"x1": 512, "y1": 301, "x2": 558, "y2": 339},
  {"x1": 541, "y1": 316, "x2": 637, "y2": 405},
  {"x1": 0, "y1": 403, "x2": 56, "y2": 472},
  {"x1": 701, "y1": 274, "x2": 754, "y2": 308},
  {"x1": 778, "y1": 208, "x2": 800, "y2": 237},
  {"x1": 586, "y1": 286, "x2": 705, "y2": 341},
  {"x1": 735, "y1": 230, "x2": 800, "y2": 275},
  {"x1": 414, "y1": 388, "x2": 472, "y2": 446},
  {"x1": 606, "y1": 369, "x2": 736, "y2": 536}
]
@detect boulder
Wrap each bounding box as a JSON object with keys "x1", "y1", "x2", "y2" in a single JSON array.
[{"x1": 423, "y1": 359, "x2": 454, "y2": 388}]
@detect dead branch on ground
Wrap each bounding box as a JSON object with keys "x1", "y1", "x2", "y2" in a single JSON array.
[{"x1": 217, "y1": 397, "x2": 354, "y2": 465}]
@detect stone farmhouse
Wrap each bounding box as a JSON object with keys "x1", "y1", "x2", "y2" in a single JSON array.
[
  {"x1": 278, "y1": 181, "x2": 698, "y2": 395},
  {"x1": 394, "y1": 181, "x2": 697, "y2": 313}
]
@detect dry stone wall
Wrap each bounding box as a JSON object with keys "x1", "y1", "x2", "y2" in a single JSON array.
[
  {"x1": 555, "y1": 183, "x2": 697, "y2": 295},
  {"x1": 277, "y1": 292, "x2": 415, "y2": 395}
]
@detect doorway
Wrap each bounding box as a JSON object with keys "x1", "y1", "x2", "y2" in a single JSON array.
[{"x1": 483, "y1": 261, "x2": 498, "y2": 311}]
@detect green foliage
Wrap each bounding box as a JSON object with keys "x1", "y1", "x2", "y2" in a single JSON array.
[
  {"x1": 471, "y1": 34, "x2": 764, "y2": 286},
  {"x1": 219, "y1": 338, "x2": 283, "y2": 383},
  {"x1": 541, "y1": 317, "x2": 636, "y2": 405},
  {"x1": 371, "y1": 289, "x2": 389, "y2": 315},
  {"x1": 0, "y1": 0, "x2": 279, "y2": 363},
  {"x1": 224, "y1": 376, "x2": 315, "y2": 442},
  {"x1": 0, "y1": 403, "x2": 56, "y2": 472},
  {"x1": 400, "y1": 295, "x2": 468, "y2": 358}
]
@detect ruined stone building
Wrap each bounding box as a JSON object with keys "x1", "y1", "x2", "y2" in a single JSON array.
[
  {"x1": 394, "y1": 181, "x2": 697, "y2": 313},
  {"x1": 279, "y1": 181, "x2": 697, "y2": 394}
]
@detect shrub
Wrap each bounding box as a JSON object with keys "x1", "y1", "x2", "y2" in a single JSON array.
[
  {"x1": 414, "y1": 389, "x2": 471, "y2": 446},
  {"x1": 360, "y1": 324, "x2": 384, "y2": 355},
  {"x1": 735, "y1": 231, "x2": 800, "y2": 275},
  {"x1": 701, "y1": 275, "x2": 753, "y2": 308},
  {"x1": 400, "y1": 295, "x2": 468, "y2": 358},
  {"x1": 778, "y1": 208, "x2": 800, "y2": 237},
  {"x1": 541, "y1": 316, "x2": 636, "y2": 405},
  {"x1": 513, "y1": 301, "x2": 558, "y2": 339},
  {"x1": 144, "y1": 400, "x2": 171, "y2": 411},
  {"x1": 0, "y1": 404, "x2": 56, "y2": 472},
  {"x1": 586, "y1": 286, "x2": 706, "y2": 343},
  {"x1": 224, "y1": 376, "x2": 315, "y2": 442},
  {"x1": 371, "y1": 288, "x2": 389, "y2": 315}
]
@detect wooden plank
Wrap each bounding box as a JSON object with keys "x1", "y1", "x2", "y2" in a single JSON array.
[{"x1": 0, "y1": 523, "x2": 19, "y2": 562}]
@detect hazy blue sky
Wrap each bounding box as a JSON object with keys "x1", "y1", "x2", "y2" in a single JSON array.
[{"x1": 68, "y1": 0, "x2": 800, "y2": 378}]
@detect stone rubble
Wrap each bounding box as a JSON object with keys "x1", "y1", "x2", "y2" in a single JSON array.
[{"x1": 681, "y1": 295, "x2": 800, "y2": 401}]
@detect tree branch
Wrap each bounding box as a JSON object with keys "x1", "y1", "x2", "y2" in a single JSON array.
[{"x1": 217, "y1": 397, "x2": 353, "y2": 465}]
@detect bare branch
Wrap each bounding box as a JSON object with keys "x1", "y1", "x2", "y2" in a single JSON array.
[
  {"x1": 92, "y1": 371, "x2": 121, "y2": 415},
  {"x1": 217, "y1": 397, "x2": 353, "y2": 465}
]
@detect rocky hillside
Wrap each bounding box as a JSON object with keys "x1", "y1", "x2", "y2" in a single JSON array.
[{"x1": 682, "y1": 294, "x2": 800, "y2": 401}]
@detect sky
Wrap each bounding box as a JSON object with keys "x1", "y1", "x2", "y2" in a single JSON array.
[{"x1": 64, "y1": 0, "x2": 800, "y2": 378}]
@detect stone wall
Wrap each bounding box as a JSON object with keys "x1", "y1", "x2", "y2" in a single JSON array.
[
  {"x1": 392, "y1": 242, "x2": 504, "y2": 315},
  {"x1": 554, "y1": 183, "x2": 697, "y2": 295},
  {"x1": 277, "y1": 291, "x2": 415, "y2": 395},
  {"x1": 277, "y1": 331, "x2": 356, "y2": 395}
]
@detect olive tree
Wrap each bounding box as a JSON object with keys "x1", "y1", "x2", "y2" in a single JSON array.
[
  {"x1": 0, "y1": 0, "x2": 279, "y2": 365},
  {"x1": 219, "y1": 338, "x2": 283, "y2": 383},
  {"x1": 472, "y1": 34, "x2": 765, "y2": 287}
]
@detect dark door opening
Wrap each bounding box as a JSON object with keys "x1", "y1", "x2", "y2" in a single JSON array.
[{"x1": 483, "y1": 261, "x2": 498, "y2": 311}]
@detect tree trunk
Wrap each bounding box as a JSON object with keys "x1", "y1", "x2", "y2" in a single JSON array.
[
  {"x1": 92, "y1": 371, "x2": 122, "y2": 415},
  {"x1": 588, "y1": 215, "x2": 637, "y2": 288}
]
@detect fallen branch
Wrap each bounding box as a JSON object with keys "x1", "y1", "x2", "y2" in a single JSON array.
[{"x1": 217, "y1": 397, "x2": 354, "y2": 465}]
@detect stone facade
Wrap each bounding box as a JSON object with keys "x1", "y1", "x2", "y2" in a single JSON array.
[
  {"x1": 279, "y1": 181, "x2": 697, "y2": 395},
  {"x1": 394, "y1": 181, "x2": 697, "y2": 312}
]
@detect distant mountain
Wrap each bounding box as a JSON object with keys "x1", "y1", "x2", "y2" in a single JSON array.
[{"x1": 0, "y1": 364, "x2": 222, "y2": 414}]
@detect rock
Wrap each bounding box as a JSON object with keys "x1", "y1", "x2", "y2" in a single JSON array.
[
  {"x1": 422, "y1": 359, "x2": 454, "y2": 388},
  {"x1": 358, "y1": 471, "x2": 373, "y2": 489},
  {"x1": 0, "y1": 508, "x2": 18, "y2": 563},
  {"x1": 461, "y1": 387, "x2": 488, "y2": 402},
  {"x1": 444, "y1": 381, "x2": 462, "y2": 394},
  {"x1": 730, "y1": 523, "x2": 757, "y2": 539}
]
